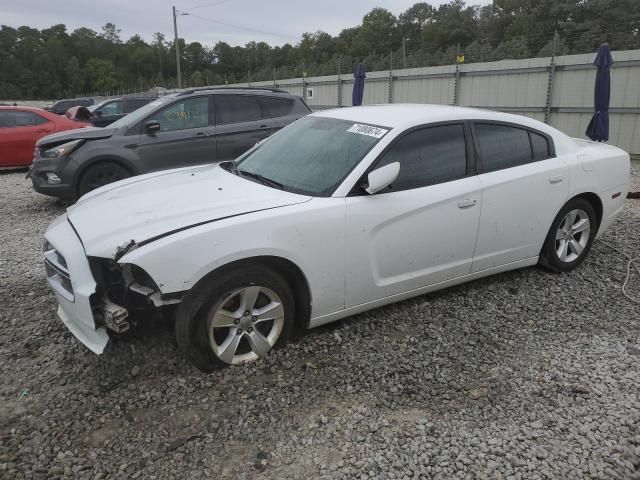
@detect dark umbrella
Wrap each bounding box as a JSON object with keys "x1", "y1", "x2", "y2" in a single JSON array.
[
  {"x1": 352, "y1": 63, "x2": 366, "y2": 106},
  {"x1": 585, "y1": 43, "x2": 614, "y2": 142}
]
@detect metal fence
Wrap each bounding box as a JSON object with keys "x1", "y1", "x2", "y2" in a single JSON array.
[{"x1": 223, "y1": 49, "x2": 640, "y2": 156}]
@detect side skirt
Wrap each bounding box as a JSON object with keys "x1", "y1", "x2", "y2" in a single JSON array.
[{"x1": 309, "y1": 256, "x2": 539, "y2": 329}]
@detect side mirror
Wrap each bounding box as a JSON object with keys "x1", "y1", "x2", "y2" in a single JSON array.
[
  {"x1": 364, "y1": 162, "x2": 400, "y2": 194},
  {"x1": 144, "y1": 120, "x2": 161, "y2": 134},
  {"x1": 95, "y1": 110, "x2": 103, "y2": 117}
]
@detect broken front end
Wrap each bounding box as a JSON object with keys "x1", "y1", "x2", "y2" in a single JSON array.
[{"x1": 43, "y1": 215, "x2": 179, "y2": 353}]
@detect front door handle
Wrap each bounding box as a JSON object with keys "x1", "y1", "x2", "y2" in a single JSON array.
[
  {"x1": 258, "y1": 125, "x2": 270, "y2": 130},
  {"x1": 458, "y1": 198, "x2": 477, "y2": 209},
  {"x1": 549, "y1": 175, "x2": 564, "y2": 184},
  {"x1": 195, "y1": 132, "x2": 207, "y2": 137}
]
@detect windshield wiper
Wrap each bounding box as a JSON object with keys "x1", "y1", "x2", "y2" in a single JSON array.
[{"x1": 238, "y1": 170, "x2": 285, "y2": 190}]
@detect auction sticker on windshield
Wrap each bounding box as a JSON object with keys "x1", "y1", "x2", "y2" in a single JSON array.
[{"x1": 347, "y1": 123, "x2": 389, "y2": 139}]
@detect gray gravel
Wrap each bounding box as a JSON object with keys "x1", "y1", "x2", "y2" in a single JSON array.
[{"x1": 1, "y1": 170, "x2": 640, "y2": 479}]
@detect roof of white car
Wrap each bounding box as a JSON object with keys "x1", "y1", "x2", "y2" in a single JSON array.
[{"x1": 313, "y1": 104, "x2": 549, "y2": 132}]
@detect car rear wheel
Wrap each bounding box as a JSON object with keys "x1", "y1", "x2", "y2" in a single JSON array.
[
  {"x1": 539, "y1": 197, "x2": 597, "y2": 272},
  {"x1": 77, "y1": 162, "x2": 131, "y2": 198},
  {"x1": 175, "y1": 265, "x2": 295, "y2": 372}
]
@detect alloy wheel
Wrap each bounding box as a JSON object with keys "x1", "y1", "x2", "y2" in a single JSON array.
[
  {"x1": 206, "y1": 286, "x2": 285, "y2": 365},
  {"x1": 555, "y1": 208, "x2": 591, "y2": 263}
]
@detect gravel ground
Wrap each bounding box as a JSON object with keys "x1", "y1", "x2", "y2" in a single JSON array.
[{"x1": 1, "y1": 170, "x2": 640, "y2": 480}]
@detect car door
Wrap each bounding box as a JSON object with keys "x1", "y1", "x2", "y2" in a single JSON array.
[
  {"x1": 0, "y1": 111, "x2": 53, "y2": 167},
  {"x1": 135, "y1": 95, "x2": 217, "y2": 172},
  {"x1": 471, "y1": 122, "x2": 569, "y2": 272},
  {"x1": 214, "y1": 94, "x2": 274, "y2": 161},
  {"x1": 344, "y1": 123, "x2": 482, "y2": 307},
  {"x1": 92, "y1": 100, "x2": 124, "y2": 127}
]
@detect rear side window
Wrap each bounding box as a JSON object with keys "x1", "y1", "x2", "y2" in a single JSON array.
[
  {"x1": 125, "y1": 99, "x2": 150, "y2": 113},
  {"x1": 375, "y1": 124, "x2": 467, "y2": 192},
  {"x1": 0, "y1": 111, "x2": 47, "y2": 127},
  {"x1": 475, "y1": 123, "x2": 533, "y2": 173},
  {"x1": 530, "y1": 131, "x2": 551, "y2": 160},
  {"x1": 259, "y1": 96, "x2": 294, "y2": 118},
  {"x1": 100, "y1": 101, "x2": 124, "y2": 115},
  {"x1": 216, "y1": 95, "x2": 264, "y2": 124}
]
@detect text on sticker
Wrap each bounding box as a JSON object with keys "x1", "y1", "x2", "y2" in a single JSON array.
[{"x1": 347, "y1": 124, "x2": 389, "y2": 139}]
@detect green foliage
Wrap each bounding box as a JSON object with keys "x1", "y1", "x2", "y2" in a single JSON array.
[{"x1": 1, "y1": 0, "x2": 639, "y2": 98}]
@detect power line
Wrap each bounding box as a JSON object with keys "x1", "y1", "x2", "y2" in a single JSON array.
[
  {"x1": 183, "y1": 12, "x2": 299, "y2": 41},
  {"x1": 182, "y1": 0, "x2": 234, "y2": 12}
]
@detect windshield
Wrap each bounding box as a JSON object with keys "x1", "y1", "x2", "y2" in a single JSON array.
[
  {"x1": 108, "y1": 95, "x2": 176, "y2": 129},
  {"x1": 235, "y1": 116, "x2": 389, "y2": 196}
]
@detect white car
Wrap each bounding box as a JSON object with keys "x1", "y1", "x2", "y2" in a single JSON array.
[{"x1": 43, "y1": 105, "x2": 630, "y2": 371}]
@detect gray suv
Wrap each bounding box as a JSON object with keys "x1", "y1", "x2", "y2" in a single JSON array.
[{"x1": 29, "y1": 88, "x2": 311, "y2": 200}]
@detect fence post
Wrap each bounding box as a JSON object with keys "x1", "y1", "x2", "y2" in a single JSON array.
[
  {"x1": 544, "y1": 30, "x2": 558, "y2": 124},
  {"x1": 337, "y1": 56, "x2": 342, "y2": 108},
  {"x1": 388, "y1": 51, "x2": 393, "y2": 104},
  {"x1": 453, "y1": 43, "x2": 461, "y2": 105},
  {"x1": 302, "y1": 63, "x2": 307, "y2": 102}
]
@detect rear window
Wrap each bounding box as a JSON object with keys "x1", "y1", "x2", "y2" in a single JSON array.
[
  {"x1": 259, "y1": 96, "x2": 295, "y2": 118},
  {"x1": 215, "y1": 95, "x2": 265, "y2": 124}
]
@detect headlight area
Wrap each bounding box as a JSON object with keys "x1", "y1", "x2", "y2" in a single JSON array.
[
  {"x1": 87, "y1": 257, "x2": 182, "y2": 334},
  {"x1": 41, "y1": 139, "x2": 85, "y2": 159}
]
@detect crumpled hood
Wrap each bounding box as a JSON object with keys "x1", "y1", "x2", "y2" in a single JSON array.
[
  {"x1": 37, "y1": 126, "x2": 116, "y2": 147},
  {"x1": 67, "y1": 164, "x2": 311, "y2": 258}
]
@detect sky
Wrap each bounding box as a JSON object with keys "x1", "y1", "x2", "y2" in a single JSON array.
[{"x1": 2, "y1": 0, "x2": 491, "y2": 47}]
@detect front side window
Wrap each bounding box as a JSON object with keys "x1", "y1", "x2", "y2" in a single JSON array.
[
  {"x1": 374, "y1": 124, "x2": 467, "y2": 192},
  {"x1": 147, "y1": 96, "x2": 209, "y2": 132},
  {"x1": 216, "y1": 95, "x2": 264, "y2": 124},
  {"x1": 475, "y1": 123, "x2": 536, "y2": 173},
  {"x1": 235, "y1": 116, "x2": 387, "y2": 196}
]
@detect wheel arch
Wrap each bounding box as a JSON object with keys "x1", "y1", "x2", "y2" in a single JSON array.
[
  {"x1": 190, "y1": 255, "x2": 312, "y2": 332},
  {"x1": 568, "y1": 191, "x2": 603, "y2": 231}
]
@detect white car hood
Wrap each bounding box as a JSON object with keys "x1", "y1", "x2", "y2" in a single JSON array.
[{"x1": 67, "y1": 164, "x2": 311, "y2": 258}]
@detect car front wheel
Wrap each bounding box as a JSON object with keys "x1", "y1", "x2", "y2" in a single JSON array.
[
  {"x1": 175, "y1": 265, "x2": 295, "y2": 372},
  {"x1": 77, "y1": 162, "x2": 131, "y2": 198},
  {"x1": 539, "y1": 197, "x2": 597, "y2": 272}
]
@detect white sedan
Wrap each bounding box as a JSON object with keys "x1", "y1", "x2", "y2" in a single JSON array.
[{"x1": 43, "y1": 105, "x2": 630, "y2": 371}]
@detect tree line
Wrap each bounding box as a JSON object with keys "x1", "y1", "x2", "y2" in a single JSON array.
[{"x1": 1, "y1": 0, "x2": 638, "y2": 99}]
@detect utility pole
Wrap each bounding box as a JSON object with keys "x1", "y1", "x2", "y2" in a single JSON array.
[
  {"x1": 172, "y1": 6, "x2": 182, "y2": 89},
  {"x1": 403, "y1": 37, "x2": 407, "y2": 69}
]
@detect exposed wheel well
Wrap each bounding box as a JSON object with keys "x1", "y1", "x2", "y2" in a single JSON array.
[
  {"x1": 571, "y1": 192, "x2": 603, "y2": 231},
  {"x1": 201, "y1": 256, "x2": 312, "y2": 332}
]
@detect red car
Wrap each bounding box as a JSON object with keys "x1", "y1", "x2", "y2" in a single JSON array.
[{"x1": 0, "y1": 106, "x2": 90, "y2": 168}]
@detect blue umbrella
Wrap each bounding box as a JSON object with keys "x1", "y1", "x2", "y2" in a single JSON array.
[
  {"x1": 352, "y1": 63, "x2": 366, "y2": 106},
  {"x1": 586, "y1": 43, "x2": 614, "y2": 142}
]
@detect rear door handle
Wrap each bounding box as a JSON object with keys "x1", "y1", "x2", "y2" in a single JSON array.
[
  {"x1": 549, "y1": 175, "x2": 564, "y2": 184},
  {"x1": 458, "y1": 198, "x2": 477, "y2": 209},
  {"x1": 195, "y1": 132, "x2": 207, "y2": 137},
  {"x1": 259, "y1": 125, "x2": 270, "y2": 130},
  {"x1": 36, "y1": 129, "x2": 51, "y2": 133}
]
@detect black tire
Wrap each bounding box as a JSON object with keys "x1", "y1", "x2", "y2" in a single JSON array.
[
  {"x1": 77, "y1": 162, "x2": 131, "y2": 198},
  {"x1": 539, "y1": 197, "x2": 597, "y2": 273},
  {"x1": 175, "y1": 265, "x2": 295, "y2": 372}
]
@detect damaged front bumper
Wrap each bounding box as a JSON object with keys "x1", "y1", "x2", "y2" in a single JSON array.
[{"x1": 44, "y1": 214, "x2": 110, "y2": 353}]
